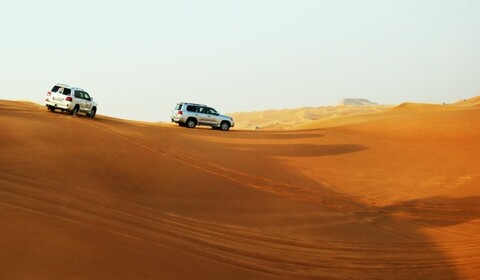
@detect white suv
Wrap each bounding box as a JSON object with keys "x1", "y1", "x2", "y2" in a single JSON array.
[
  {"x1": 45, "y1": 84, "x2": 98, "y2": 118},
  {"x1": 171, "y1": 102, "x2": 234, "y2": 131}
]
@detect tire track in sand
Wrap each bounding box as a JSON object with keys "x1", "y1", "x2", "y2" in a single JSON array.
[{"x1": 2, "y1": 174, "x2": 477, "y2": 279}]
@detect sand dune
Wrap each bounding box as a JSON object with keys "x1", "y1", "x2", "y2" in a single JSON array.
[
  {"x1": 230, "y1": 104, "x2": 391, "y2": 130},
  {"x1": 1, "y1": 98, "x2": 479, "y2": 279},
  {"x1": 454, "y1": 96, "x2": 480, "y2": 108}
]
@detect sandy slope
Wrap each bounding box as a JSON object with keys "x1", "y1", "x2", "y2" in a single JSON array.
[{"x1": 0, "y1": 99, "x2": 479, "y2": 279}]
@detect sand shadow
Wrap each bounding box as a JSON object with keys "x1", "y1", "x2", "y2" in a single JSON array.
[
  {"x1": 381, "y1": 195, "x2": 480, "y2": 227},
  {"x1": 232, "y1": 143, "x2": 367, "y2": 157},
  {"x1": 225, "y1": 130, "x2": 326, "y2": 140},
  {"x1": 181, "y1": 135, "x2": 474, "y2": 279},
  {"x1": 173, "y1": 127, "x2": 326, "y2": 140}
]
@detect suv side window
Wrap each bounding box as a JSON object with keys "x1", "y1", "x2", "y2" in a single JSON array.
[
  {"x1": 74, "y1": 91, "x2": 85, "y2": 99},
  {"x1": 206, "y1": 108, "x2": 218, "y2": 115},
  {"x1": 84, "y1": 92, "x2": 91, "y2": 100},
  {"x1": 186, "y1": 105, "x2": 198, "y2": 112},
  {"x1": 63, "y1": 88, "x2": 71, "y2": 96},
  {"x1": 197, "y1": 107, "x2": 207, "y2": 114}
]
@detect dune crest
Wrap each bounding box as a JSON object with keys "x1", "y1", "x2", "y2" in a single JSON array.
[
  {"x1": 230, "y1": 102, "x2": 390, "y2": 130},
  {"x1": 454, "y1": 95, "x2": 480, "y2": 107}
]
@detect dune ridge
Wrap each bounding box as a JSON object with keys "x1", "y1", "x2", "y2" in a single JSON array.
[
  {"x1": 1, "y1": 99, "x2": 479, "y2": 279},
  {"x1": 230, "y1": 104, "x2": 391, "y2": 130}
]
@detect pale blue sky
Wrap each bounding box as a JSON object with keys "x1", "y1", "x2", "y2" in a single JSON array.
[{"x1": 1, "y1": 0, "x2": 479, "y2": 121}]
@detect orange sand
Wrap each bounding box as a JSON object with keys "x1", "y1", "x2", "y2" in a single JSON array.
[{"x1": 1, "y1": 98, "x2": 479, "y2": 279}]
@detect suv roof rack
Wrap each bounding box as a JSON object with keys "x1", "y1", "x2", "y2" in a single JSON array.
[
  {"x1": 181, "y1": 102, "x2": 207, "y2": 107},
  {"x1": 55, "y1": 83, "x2": 85, "y2": 91}
]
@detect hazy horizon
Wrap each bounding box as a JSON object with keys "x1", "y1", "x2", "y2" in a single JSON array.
[{"x1": 1, "y1": 0, "x2": 479, "y2": 121}]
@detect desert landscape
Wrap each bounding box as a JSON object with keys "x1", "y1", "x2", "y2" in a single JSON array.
[
  {"x1": 1, "y1": 97, "x2": 479, "y2": 279},
  {"x1": 229, "y1": 98, "x2": 391, "y2": 130}
]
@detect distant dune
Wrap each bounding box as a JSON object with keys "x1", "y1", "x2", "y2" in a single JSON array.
[
  {"x1": 454, "y1": 95, "x2": 480, "y2": 107},
  {"x1": 1, "y1": 97, "x2": 479, "y2": 279},
  {"x1": 230, "y1": 100, "x2": 390, "y2": 130}
]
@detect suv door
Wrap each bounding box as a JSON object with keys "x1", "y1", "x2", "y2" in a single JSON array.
[
  {"x1": 205, "y1": 107, "x2": 220, "y2": 126},
  {"x1": 83, "y1": 92, "x2": 93, "y2": 112},
  {"x1": 74, "y1": 90, "x2": 87, "y2": 111},
  {"x1": 196, "y1": 106, "x2": 210, "y2": 125}
]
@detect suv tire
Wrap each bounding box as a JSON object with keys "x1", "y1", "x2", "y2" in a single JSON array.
[
  {"x1": 220, "y1": 121, "x2": 230, "y2": 131},
  {"x1": 71, "y1": 105, "x2": 80, "y2": 116},
  {"x1": 186, "y1": 118, "x2": 197, "y2": 128},
  {"x1": 87, "y1": 107, "x2": 97, "y2": 118}
]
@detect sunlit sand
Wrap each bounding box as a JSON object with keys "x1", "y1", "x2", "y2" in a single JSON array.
[{"x1": 1, "y1": 97, "x2": 479, "y2": 279}]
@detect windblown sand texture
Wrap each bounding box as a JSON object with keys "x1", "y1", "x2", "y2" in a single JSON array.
[{"x1": 1, "y1": 97, "x2": 479, "y2": 279}]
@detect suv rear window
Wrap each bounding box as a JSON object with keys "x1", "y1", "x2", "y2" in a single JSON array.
[
  {"x1": 51, "y1": 86, "x2": 72, "y2": 95},
  {"x1": 175, "y1": 104, "x2": 183, "y2": 110},
  {"x1": 51, "y1": 86, "x2": 71, "y2": 95}
]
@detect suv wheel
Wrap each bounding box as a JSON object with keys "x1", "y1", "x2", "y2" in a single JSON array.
[
  {"x1": 71, "y1": 105, "x2": 79, "y2": 116},
  {"x1": 88, "y1": 107, "x2": 97, "y2": 118},
  {"x1": 186, "y1": 118, "x2": 197, "y2": 128},
  {"x1": 220, "y1": 121, "x2": 230, "y2": 131}
]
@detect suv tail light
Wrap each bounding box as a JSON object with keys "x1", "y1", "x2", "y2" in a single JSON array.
[
  {"x1": 47, "y1": 91, "x2": 51, "y2": 96},
  {"x1": 65, "y1": 97, "x2": 73, "y2": 102},
  {"x1": 178, "y1": 110, "x2": 183, "y2": 115}
]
